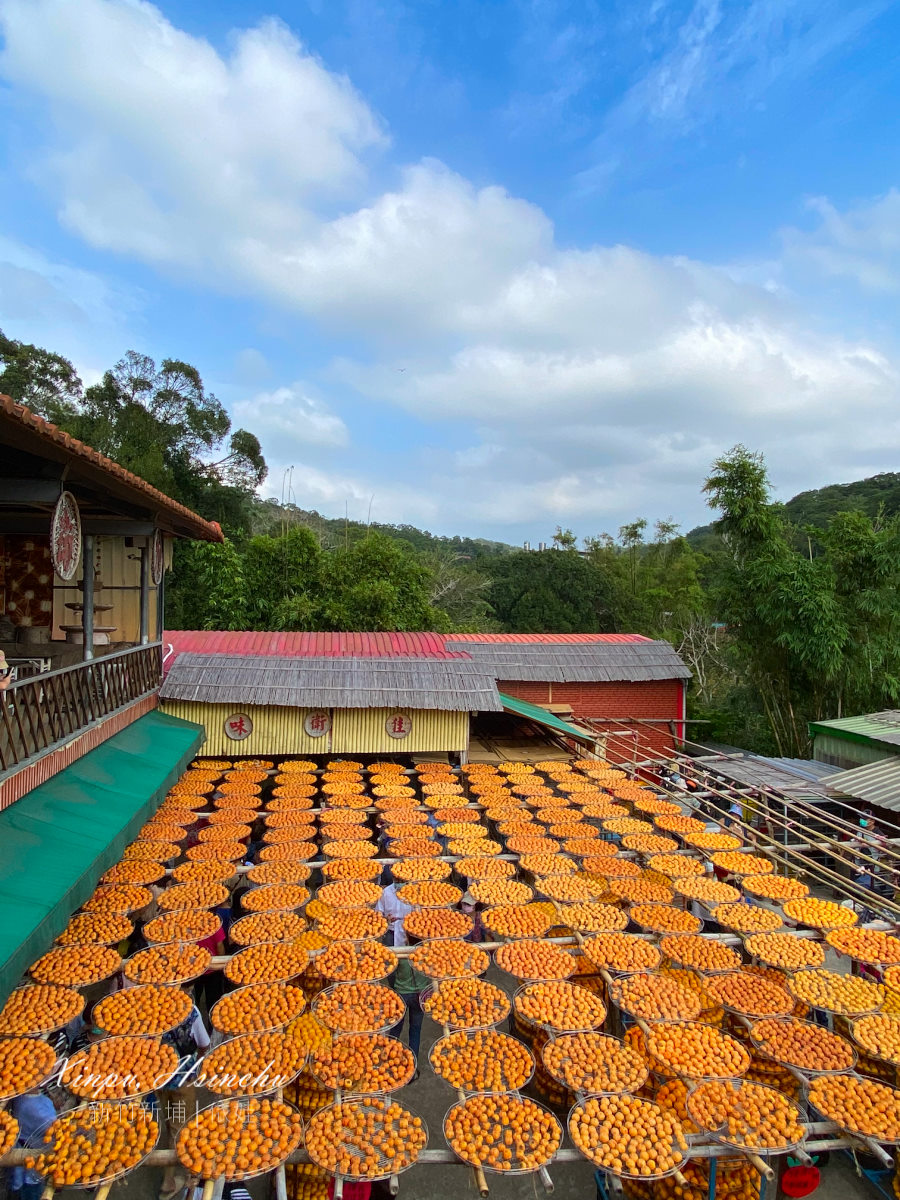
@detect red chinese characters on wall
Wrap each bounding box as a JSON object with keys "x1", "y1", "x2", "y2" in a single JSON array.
[
  {"x1": 0, "y1": 535, "x2": 54, "y2": 628},
  {"x1": 385, "y1": 713, "x2": 413, "y2": 739},
  {"x1": 304, "y1": 710, "x2": 331, "y2": 738},
  {"x1": 224, "y1": 713, "x2": 253, "y2": 741}
]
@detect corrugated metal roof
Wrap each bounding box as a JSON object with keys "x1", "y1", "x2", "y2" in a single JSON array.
[
  {"x1": 161, "y1": 631, "x2": 686, "y2": 686},
  {"x1": 164, "y1": 631, "x2": 465, "y2": 665},
  {"x1": 159, "y1": 653, "x2": 503, "y2": 712},
  {"x1": 809, "y1": 711, "x2": 900, "y2": 748},
  {"x1": 758, "y1": 757, "x2": 844, "y2": 783},
  {"x1": 825, "y1": 758, "x2": 900, "y2": 810},
  {"x1": 498, "y1": 693, "x2": 597, "y2": 743},
  {"x1": 445, "y1": 639, "x2": 691, "y2": 682},
  {"x1": 693, "y1": 752, "x2": 836, "y2": 798}
]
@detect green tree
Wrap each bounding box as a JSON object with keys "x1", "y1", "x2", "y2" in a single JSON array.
[
  {"x1": 242, "y1": 527, "x2": 322, "y2": 630},
  {"x1": 584, "y1": 521, "x2": 707, "y2": 640},
  {"x1": 314, "y1": 532, "x2": 451, "y2": 632},
  {"x1": 74, "y1": 352, "x2": 266, "y2": 496},
  {"x1": 423, "y1": 549, "x2": 496, "y2": 629},
  {"x1": 0, "y1": 329, "x2": 82, "y2": 423},
  {"x1": 618, "y1": 518, "x2": 648, "y2": 594},
  {"x1": 552, "y1": 526, "x2": 578, "y2": 550},
  {"x1": 166, "y1": 540, "x2": 249, "y2": 631},
  {"x1": 703, "y1": 445, "x2": 900, "y2": 754},
  {"x1": 487, "y1": 550, "x2": 613, "y2": 632}
]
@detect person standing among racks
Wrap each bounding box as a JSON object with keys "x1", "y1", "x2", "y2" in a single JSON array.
[{"x1": 376, "y1": 876, "x2": 429, "y2": 1066}]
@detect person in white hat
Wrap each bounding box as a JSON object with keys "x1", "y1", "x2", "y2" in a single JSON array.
[{"x1": 0, "y1": 651, "x2": 12, "y2": 693}]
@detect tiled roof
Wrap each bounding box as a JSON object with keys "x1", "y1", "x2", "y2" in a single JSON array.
[{"x1": 0, "y1": 394, "x2": 224, "y2": 542}]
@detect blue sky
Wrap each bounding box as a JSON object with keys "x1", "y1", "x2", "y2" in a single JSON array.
[{"x1": 3, "y1": 0, "x2": 900, "y2": 542}]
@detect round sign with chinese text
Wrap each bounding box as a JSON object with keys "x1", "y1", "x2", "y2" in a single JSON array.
[
  {"x1": 51, "y1": 491, "x2": 82, "y2": 582},
  {"x1": 304, "y1": 710, "x2": 331, "y2": 738},
  {"x1": 385, "y1": 713, "x2": 412, "y2": 739},
  {"x1": 224, "y1": 713, "x2": 253, "y2": 742},
  {"x1": 150, "y1": 530, "x2": 165, "y2": 585}
]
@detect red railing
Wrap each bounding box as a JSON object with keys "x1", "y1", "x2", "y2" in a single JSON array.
[{"x1": 0, "y1": 643, "x2": 162, "y2": 773}]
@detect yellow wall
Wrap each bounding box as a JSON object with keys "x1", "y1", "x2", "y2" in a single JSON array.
[
  {"x1": 159, "y1": 701, "x2": 469, "y2": 757},
  {"x1": 53, "y1": 535, "x2": 171, "y2": 643},
  {"x1": 332, "y1": 708, "x2": 468, "y2": 754}
]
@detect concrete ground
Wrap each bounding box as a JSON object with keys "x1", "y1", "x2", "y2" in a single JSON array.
[
  {"x1": 1, "y1": 917, "x2": 882, "y2": 1200},
  {"x1": 2, "y1": 1056, "x2": 881, "y2": 1200}
]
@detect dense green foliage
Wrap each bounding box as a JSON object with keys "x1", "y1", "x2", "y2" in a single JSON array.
[
  {"x1": 168, "y1": 528, "x2": 450, "y2": 633},
  {"x1": 487, "y1": 548, "x2": 614, "y2": 632},
  {"x1": 8, "y1": 330, "x2": 900, "y2": 756},
  {"x1": 702, "y1": 447, "x2": 900, "y2": 754},
  {"x1": 785, "y1": 472, "x2": 900, "y2": 528}
]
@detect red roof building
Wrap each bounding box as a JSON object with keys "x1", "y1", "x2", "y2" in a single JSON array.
[{"x1": 163, "y1": 629, "x2": 690, "y2": 761}]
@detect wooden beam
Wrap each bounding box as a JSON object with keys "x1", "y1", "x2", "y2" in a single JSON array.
[
  {"x1": 0, "y1": 479, "x2": 63, "y2": 504},
  {"x1": 0, "y1": 516, "x2": 156, "y2": 536}
]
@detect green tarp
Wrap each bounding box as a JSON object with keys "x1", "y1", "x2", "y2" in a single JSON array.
[
  {"x1": 498, "y1": 691, "x2": 597, "y2": 744},
  {"x1": 0, "y1": 708, "x2": 203, "y2": 1002}
]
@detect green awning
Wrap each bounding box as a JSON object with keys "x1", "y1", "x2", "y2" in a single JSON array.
[
  {"x1": 0, "y1": 709, "x2": 204, "y2": 1002},
  {"x1": 498, "y1": 692, "x2": 597, "y2": 744}
]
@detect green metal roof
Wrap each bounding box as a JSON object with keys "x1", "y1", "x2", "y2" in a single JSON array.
[
  {"x1": 0, "y1": 709, "x2": 203, "y2": 1003},
  {"x1": 498, "y1": 692, "x2": 596, "y2": 743},
  {"x1": 808, "y1": 710, "x2": 900, "y2": 750}
]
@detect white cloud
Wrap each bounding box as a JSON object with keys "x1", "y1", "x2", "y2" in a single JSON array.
[
  {"x1": 784, "y1": 191, "x2": 900, "y2": 291},
  {"x1": 3, "y1": 0, "x2": 900, "y2": 535},
  {"x1": 233, "y1": 384, "x2": 349, "y2": 451},
  {"x1": 0, "y1": 0, "x2": 382, "y2": 275},
  {"x1": 245, "y1": 161, "x2": 553, "y2": 336}
]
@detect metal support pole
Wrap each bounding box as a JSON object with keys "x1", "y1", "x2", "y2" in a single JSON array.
[
  {"x1": 138, "y1": 545, "x2": 150, "y2": 645},
  {"x1": 156, "y1": 570, "x2": 165, "y2": 641},
  {"x1": 81, "y1": 534, "x2": 95, "y2": 662},
  {"x1": 137, "y1": 547, "x2": 150, "y2": 648}
]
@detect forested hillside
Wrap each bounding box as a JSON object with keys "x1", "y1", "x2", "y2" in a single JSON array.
[{"x1": 5, "y1": 329, "x2": 900, "y2": 756}]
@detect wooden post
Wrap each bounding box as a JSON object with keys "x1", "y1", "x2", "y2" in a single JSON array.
[
  {"x1": 139, "y1": 544, "x2": 150, "y2": 645},
  {"x1": 81, "y1": 533, "x2": 95, "y2": 662}
]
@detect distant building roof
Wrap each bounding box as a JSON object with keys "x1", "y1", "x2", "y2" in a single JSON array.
[
  {"x1": 445, "y1": 638, "x2": 691, "y2": 682},
  {"x1": 759, "y1": 757, "x2": 843, "y2": 783},
  {"x1": 447, "y1": 633, "x2": 652, "y2": 644},
  {"x1": 0, "y1": 394, "x2": 223, "y2": 543},
  {"x1": 498, "y1": 692, "x2": 596, "y2": 743},
  {"x1": 809, "y1": 711, "x2": 900, "y2": 750},
  {"x1": 159, "y1": 652, "x2": 503, "y2": 712},
  {"x1": 825, "y1": 758, "x2": 900, "y2": 811},
  {"x1": 692, "y1": 752, "x2": 839, "y2": 798},
  {"x1": 164, "y1": 631, "x2": 464, "y2": 663},
  {"x1": 163, "y1": 631, "x2": 691, "y2": 684}
]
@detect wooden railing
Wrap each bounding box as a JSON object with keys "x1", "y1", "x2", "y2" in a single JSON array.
[{"x1": 0, "y1": 643, "x2": 162, "y2": 773}]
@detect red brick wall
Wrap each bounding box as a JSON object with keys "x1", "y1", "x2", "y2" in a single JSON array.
[{"x1": 498, "y1": 679, "x2": 683, "y2": 763}]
